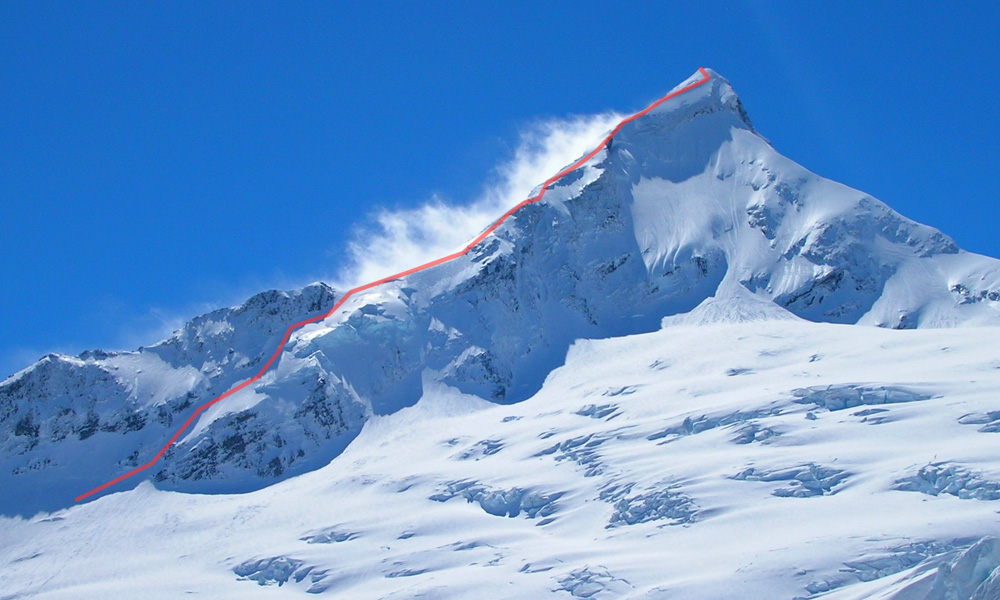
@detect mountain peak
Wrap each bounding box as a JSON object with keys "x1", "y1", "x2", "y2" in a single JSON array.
[
  {"x1": 2, "y1": 68, "x2": 999, "y2": 515},
  {"x1": 6, "y1": 64, "x2": 1000, "y2": 599},
  {"x1": 641, "y1": 67, "x2": 754, "y2": 132}
]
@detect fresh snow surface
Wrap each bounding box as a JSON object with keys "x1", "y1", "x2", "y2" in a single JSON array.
[{"x1": 3, "y1": 319, "x2": 1000, "y2": 599}]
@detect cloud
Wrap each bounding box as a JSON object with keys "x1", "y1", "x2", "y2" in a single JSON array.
[{"x1": 330, "y1": 110, "x2": 624, "y2": 289}]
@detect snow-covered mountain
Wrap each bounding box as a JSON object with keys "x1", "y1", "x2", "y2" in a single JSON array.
[{"x1": 3, "y1": 69, "x2": 1000, "y2": 599}]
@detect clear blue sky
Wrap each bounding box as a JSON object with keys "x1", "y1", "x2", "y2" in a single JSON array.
[{"x1": 2, "y1": 2, "x2": 998, "y2": 378}]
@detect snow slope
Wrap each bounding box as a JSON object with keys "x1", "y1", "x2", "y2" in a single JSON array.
[
  {"x1": 2, "y1": 68, "x2": 1000, "y2": 597},
  {"x1": 3, "y1": 318, "x2": 1000, "y2": 599}
]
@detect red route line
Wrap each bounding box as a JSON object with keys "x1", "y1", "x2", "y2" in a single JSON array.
[{"x1": 75, "y1": 67, "x2": 711, "y2": 503}]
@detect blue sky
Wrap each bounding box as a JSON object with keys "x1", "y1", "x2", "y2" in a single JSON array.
[{"x1": 2, "y1": 2, "x2": 998, "y2": 378}]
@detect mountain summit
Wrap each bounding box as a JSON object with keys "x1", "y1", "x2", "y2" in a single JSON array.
[{"x1": 2, "y1": 69, "x2": 999, "y2": 517}]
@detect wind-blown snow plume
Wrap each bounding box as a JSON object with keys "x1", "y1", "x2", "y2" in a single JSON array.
[{"x1": 332, "y1": 111, "x2": 623, "y2": 288}]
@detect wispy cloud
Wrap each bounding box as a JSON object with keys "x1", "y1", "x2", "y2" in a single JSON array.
[
  {"x1": 136, "y1": 112, "x2": 628, "y2": 329},
  {"x1": 330, "y1": 110, "x2": 624, "y2": 289}
]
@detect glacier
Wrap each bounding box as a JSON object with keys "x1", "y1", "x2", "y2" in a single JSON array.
[{"x1": 1, "y1": 69, "x2": 999, "y2": 599}]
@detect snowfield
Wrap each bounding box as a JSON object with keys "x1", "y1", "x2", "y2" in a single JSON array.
[
  {"x1": 3, "y1": 315, "x2": 1000, "y2": 599},
  {"x1": 3, "y1": 68, "x2": 1000, "y2": 598}
]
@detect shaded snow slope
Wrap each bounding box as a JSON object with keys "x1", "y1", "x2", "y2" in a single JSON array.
[
  {"x1": 2, "y1": 69, "x2": 999, "y2": 515},
  {"x1": 3, "y1": 320, "x2": 1000, "y2": 599}
]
